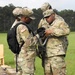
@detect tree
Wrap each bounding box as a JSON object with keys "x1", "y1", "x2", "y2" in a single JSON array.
[
  {"x1": 0, "y1": 4, "x2": 15, "y2": 32},
  {"x1": 0, "y1": 4, "x2": 75, "y2": 32},
  {"x1": 59, "y1": 10, "x2": 75, "y2": 31}
]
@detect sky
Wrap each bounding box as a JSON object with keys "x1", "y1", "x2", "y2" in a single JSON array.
[{"x1": 0, "y1": 0, "x2": 75, "y2": 11}]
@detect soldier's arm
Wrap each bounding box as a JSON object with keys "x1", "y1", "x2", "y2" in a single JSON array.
[
  {"x1": 45, "y1": 21, "x2": 70, "y2": 37},
  {"x1": 24, "y1": 35, "x2": 39, "y2": 48},
  {"x1": 17, "y1": 24, "x2": 39, "y2": 47},
  {"x1": 17, "y1": 24, "x2": 30, "y2": 42}
]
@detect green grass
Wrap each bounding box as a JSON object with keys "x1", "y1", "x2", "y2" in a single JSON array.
[
  {"x1": 0, "y1": 33, "x2": 15, "y2": 68},
  {"x1": 0, "y1": 32, "x2": 75, "y2": 75},
  {"x1": 65, "y1": 32, "x2": 75, "y2": 75}
]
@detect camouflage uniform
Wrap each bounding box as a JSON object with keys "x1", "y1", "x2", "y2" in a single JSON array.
[
  {"x1": 14, "y1": 8, "x2": 37, "y2": 75},
  {"x1": 38, "y1": 9, "x2": 70, "y2": 75},
  {"x1": 16, "y1": 25, "x2": 38, "y2": 75}
]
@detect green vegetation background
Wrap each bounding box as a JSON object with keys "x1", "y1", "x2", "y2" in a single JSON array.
[{"x1": 0, "y1": 32, "x2": 75, "y2": 75}]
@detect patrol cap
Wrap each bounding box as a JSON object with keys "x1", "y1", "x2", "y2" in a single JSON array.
[
  {"x1": 41, "y1": 2, "x2": 52, "y2": 12},
  {"x1": 12, "y1": 7, "x2": 23, "y2": 16},
  {"x1": 43, "y1": 9, "x2": 54, "y2": 18},
  {"x1": 22, "y1": 8, "x2": 35, "y2": 20}
]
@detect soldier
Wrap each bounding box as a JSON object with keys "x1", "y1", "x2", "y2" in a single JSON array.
[
  {"x1": 14, "y1": 8, "x2": 37, "y2": 75},
  {"x1": 12, "y1": 7, "x2": 44, "y2": 75},
  {"x1": 38, "y1": 9, "x2": 70, "y2": 75},
  {"x1": 38, "y1": 2, "x2": 52, "y2": 30}
]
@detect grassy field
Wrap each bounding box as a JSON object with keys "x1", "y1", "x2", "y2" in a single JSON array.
[{"x1": 0, "y1": 32, "x2": 75, "y2": 75}]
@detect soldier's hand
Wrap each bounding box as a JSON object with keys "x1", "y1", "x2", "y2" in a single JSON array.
[{"x1": 45, "y1": 29, "x2": 53, "y2": 37}]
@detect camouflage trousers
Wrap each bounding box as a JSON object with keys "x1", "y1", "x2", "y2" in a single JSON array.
[
  {"x1": 16, "y1": 49, "x2": 36, "y2": 75},
  {"x1": 43, "y1": 55, "x2": 66, "y2": 75}
]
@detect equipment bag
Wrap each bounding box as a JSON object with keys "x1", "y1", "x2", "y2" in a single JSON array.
[{"x1": 7, "y1": 22, "x2": 32, "y2": 54}]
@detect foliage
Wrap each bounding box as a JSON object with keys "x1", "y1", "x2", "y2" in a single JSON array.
[
  {"x1": 58, "y1": 10, "x2": 75, "y2": 31},
  {"x1": 0, "y1": 4, "x2": 15, "y2": 32},
  {"x1": 0, "y1": 4, "x2": 75, "y2": 32}
]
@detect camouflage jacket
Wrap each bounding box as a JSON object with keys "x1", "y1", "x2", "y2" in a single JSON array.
[
  {"x1": 16, "y1": 23, "x2": 38, "y2": 55},
  {"x1": 38, "y1": 14, "x2": 70, "y2": 57}
]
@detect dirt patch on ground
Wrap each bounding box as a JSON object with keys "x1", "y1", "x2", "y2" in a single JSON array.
[{"x1": 0, "y1": 65, "x2": 16, "y2": 75}]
